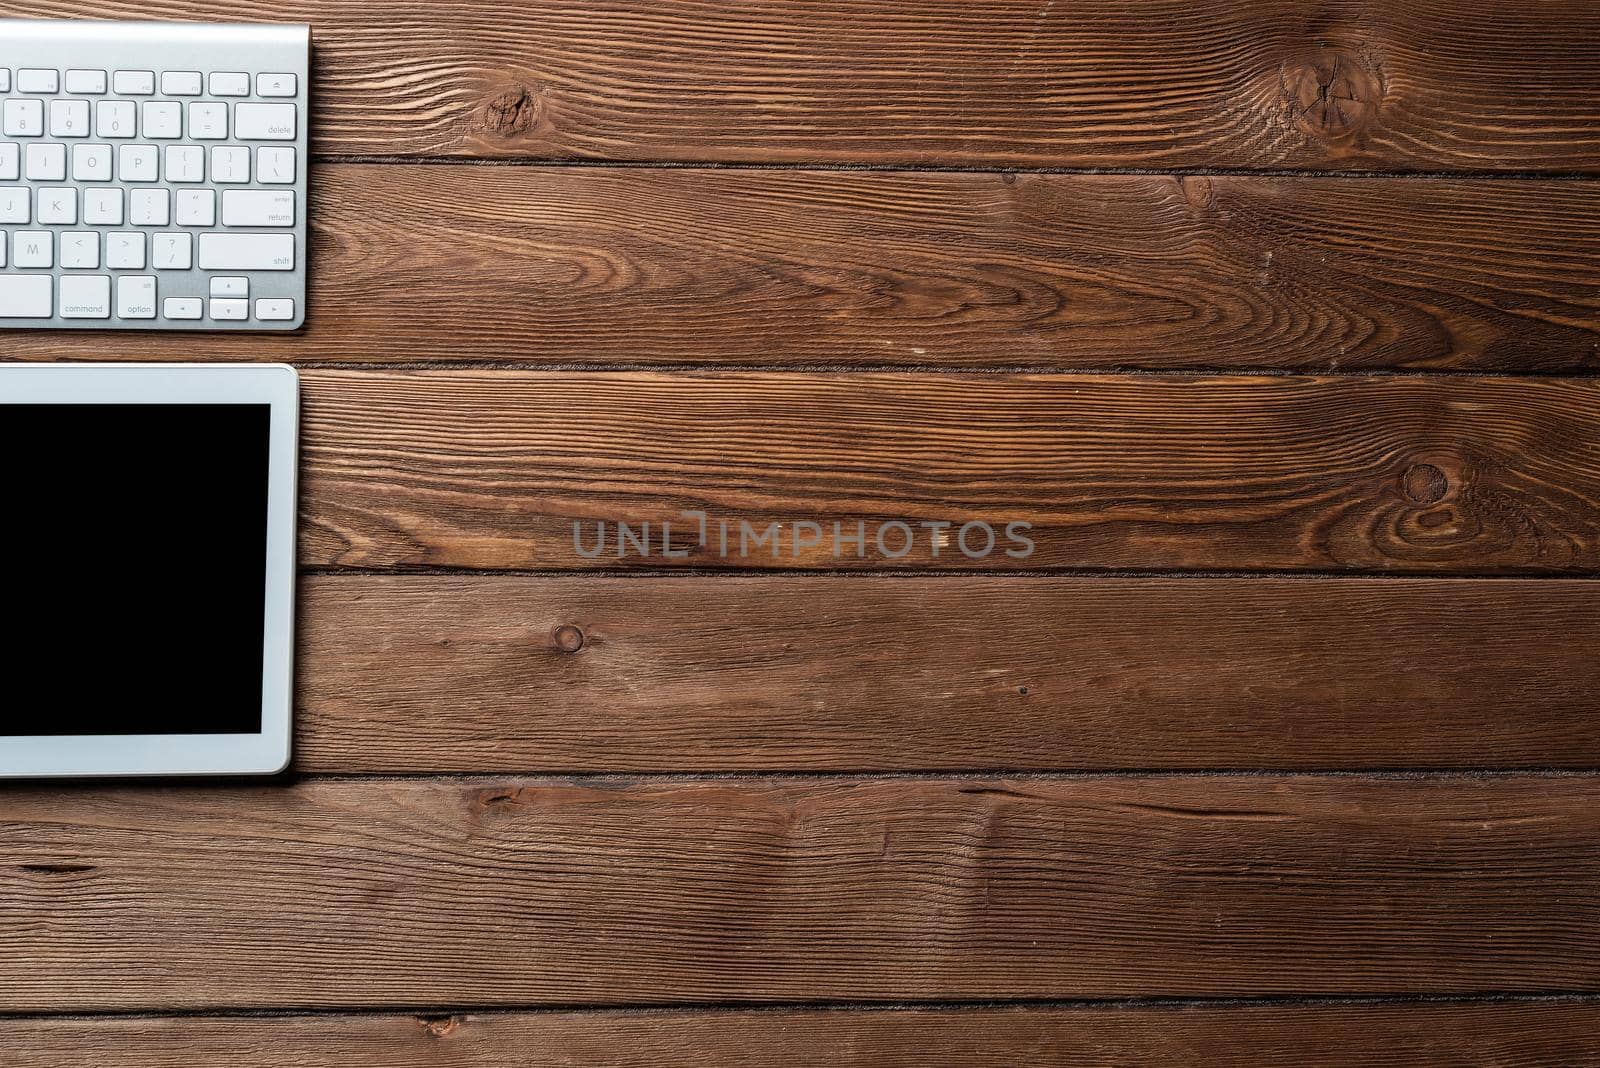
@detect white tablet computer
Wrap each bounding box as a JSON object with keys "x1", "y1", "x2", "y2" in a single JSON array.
[{"x1": 0, "y1": 364, "x2": 298, "y2": 777}]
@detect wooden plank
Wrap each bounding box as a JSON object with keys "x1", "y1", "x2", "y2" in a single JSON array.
[
  {"x1": 7, "y1": 170, "x2": 1600, "y2": 370},
  {"x1": 11, "y1": 1002, "x2": 1600, "y2": 1066},
  {"x1": 3, "y1": 776, "x2": 1599, "y2": 1010},
  {"x1": 296, "y1": 575, "x2": 1600, "y2": 772},
  {"x1": 14, "y1": 0, "x2": 1600, "y2": 169},
  {"x1": 296, "y1": 371, "x2": 1600, "y2": 573}
]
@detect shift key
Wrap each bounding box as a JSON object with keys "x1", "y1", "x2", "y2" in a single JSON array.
[{"x1": 199, "y1": 233, "x2": 295, "y2": 271}]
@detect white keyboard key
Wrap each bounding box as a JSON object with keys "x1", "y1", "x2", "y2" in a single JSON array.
[
  {"x1": 112, "y1": 70, "x2": 156, "y2": 96},
  {"x1": 49, "y1": 99, "x2": 90, "y2": 138},
  {"x1": 161, "y1": 71, "x2": 203, "y2": 96},
  {"x1": 211, "y1": 145, "x2": 250, "y2": 183},
  {"x1": 255, "y1": 298, "x2": 296, "y2": 321},
  {"x1": 0, "y1": 144, "x2": 16, "y2": 181},
  {"x1": 211, "y1": 276, "x2": 249, "y2": 298},
  {"x1": 141, "y1": 101, "x2": 181, "y2": 139},
  {"x1": 189, "y1": 102, "x2": 227, "y2": 140},
  {"x1": 0, "y1": 275, "x2": 51, "y2": 317},
  {"x1": 117, "y1": 275, "x2": 157, "y2": 319},
  {"x1": 71, "y1": 143, "x2": 112, "y2": 182},
  {"x1": 4, "y1": 99, "x2": 44, "y2": 137},
  {"x1": 175, "y1": 188, "x2": 216, "y2": 226},
  {"x1": 257, "y1": 73, "x2": 298, "y2": 97},
  {"x1": 129, "y1": 188, "x2": 169, "y2": 226},
  {"x1": 0, "y1": 70, "x2": 9, "y2": 94},
  {"x1": 209, "y1": 72, "x2": 250, "y2": 97},
  {"x1": 256, "y1": 146, "x2": 295, "y2": 184},
  {"x1": 83, "y1": 187, "x2": 124, "y2": 224},
  {"x1": 153, "y1": 232, "x2": 192, "y2": 270},
  {"x1": 235, "y1": 103, "x2": 296, "y2": 140},
  {"x1": 17, "y1": 69, "x2": 59, "y2": 94},
  {"x1": 96, "y1": 100, "x2": 135, "y2": 138},
  {"x1": 36, "y1": 187, "x2": 76, "y2": 224},
  {"x1": 59, "y1": 231, "x2": 99, "y2": 269},
  {"x1": 118, "y1": 144, "x2": 158, "y2": 182},
  {"x1": 198, "y1": 232, "x2": 295, "y2": 271},
  {"x1": 25, "y1": 143, "x2": 65, "y2": 181},
  {"x1": 210, "y1": 298, "x2": 249, "y2": 320},
  {"x1": 0, "y1": 187, "x2": 29, "y2": 223},
  {"x1": 13, "y1": 230, "x2": 52, "y2": 268},
  {"x1": 59, "y1": 274, "x2": 111, "y2": 318},
  {"x1": 164, "y1": 297, "x2": 203, "y2": 320},
  {"x1": 65, "y1": 69, "x2": 108, "y2": 95},
  {"x1": 222, "y1": 189, "x2": 294, "y2": 227},
  {"x1": 165, "y1": 144, "x2": 205, "y2": 183},
  {"x1": 105, "y1": 231, "x2": 145, "y2": 270}
]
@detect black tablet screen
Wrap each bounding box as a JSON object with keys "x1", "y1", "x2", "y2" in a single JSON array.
[{"x1": 1, "y1": 404, "x2": 271, "y2": 735}]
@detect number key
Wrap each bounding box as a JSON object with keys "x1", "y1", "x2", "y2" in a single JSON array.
[
  {"x1": 96, "y1": 100, "x2": 135, "y2": 139},
  {"x1": 49, "y1": 99, "x2": 89, "y2": 138},
  {"x1": 3, "y1": 99, "x2": 44, "y2": 138}
]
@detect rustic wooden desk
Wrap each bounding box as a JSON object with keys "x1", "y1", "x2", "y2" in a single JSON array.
[{"x1": 6, "y1": 2, "x2": 1600, "y2": 1063}]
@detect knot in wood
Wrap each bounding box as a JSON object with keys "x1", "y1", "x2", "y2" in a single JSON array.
[
  {"x1": 553, "y1": 624, "x2": 586, "y2": 653},
  {"x1": 481, "y1": 84, "x2": 540, "y2": 136},
  {"x1": 1179, "y1": 175, "x2": 1215, "y2": 210},
  {"x1": 1281, "y1": 49, "x2": 1382, "y2": 141},
  {"x1": 420, "y1": 1015, "x2": 462, "y2": 1039},
  {"x1": 1402, "y1": 463, "x2": 1450, "y2": 505}
]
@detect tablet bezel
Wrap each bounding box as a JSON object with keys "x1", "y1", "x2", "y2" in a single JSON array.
[{"x1": 0, "y1": 363, "x2": 298, "y2": 777}]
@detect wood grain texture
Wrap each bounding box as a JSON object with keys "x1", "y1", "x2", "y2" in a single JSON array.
[
  {"x1": 6, "y1": 169, "x2": 1600, "y2": 370},
  {"x1": 12, "y1": 1002, "x2": 1600, "y2": 1066},
  {"x1": 3, "y1": 776, "x2": 1599, "y2": 1010},
  {"x1": 10, "y1": 0, "x2": 1600, "y2": 169},
  {"x1": 295, "y1": 575, "x2": 1600, "y2": 773},
  {"x1": 296, "y1": 371, "x2": 1600, "y2": 573}
]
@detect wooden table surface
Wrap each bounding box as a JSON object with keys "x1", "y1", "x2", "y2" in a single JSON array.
[{"x1": 5, "y1": 2, "x2": 1600, "y2": 1063}]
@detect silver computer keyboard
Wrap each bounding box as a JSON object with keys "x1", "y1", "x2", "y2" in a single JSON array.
[{"x1": 0, "y1": 20, "x2": 308, "y2": 331}]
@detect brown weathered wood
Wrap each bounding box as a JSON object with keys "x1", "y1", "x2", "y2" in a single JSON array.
[
  {"x1": 10, "y1": 0, "x2": 1600, "y2": 169},
  {"x1": 295, "y1": 575, "x2": 1600, "y2": 772},
  {"x1": 3, "y1": 776, "x2": 1598, "y2": 1010},
  {"x1": 296, "y1": 370, "x2": 1600, "y2": 573},
  {"x1": 11, "y1": 1002, "x2": 1600, "y2": 1066},
  {"x1": 5, "y1": 169, "x2": 1599, "y2": 370}
]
